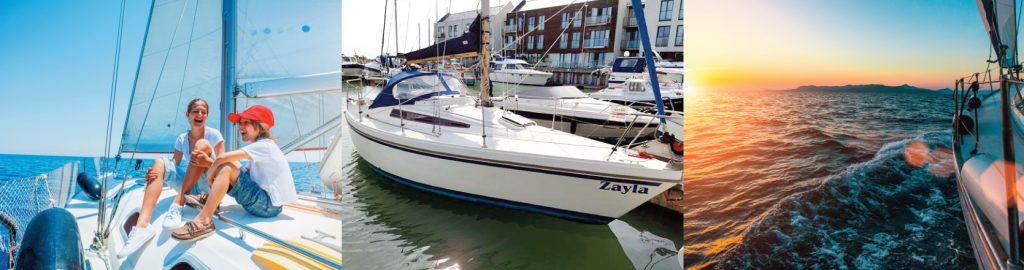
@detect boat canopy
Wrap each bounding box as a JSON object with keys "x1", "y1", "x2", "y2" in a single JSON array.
[
  {"x1": 404, "y1": 15, "x2": 481, "y2": 65},
  {"x1": 516, "y1": 86, "x2": 588, "y2": 99},
  {"x1": 611, "y1": 57, "x2": 646, "y2": 73},
  {"x1": 369, "y1": 71, "x2": 466, "y2": 109},
  {"x1": 977, "y1": 0, "x2": 1019, "y2": 68}
]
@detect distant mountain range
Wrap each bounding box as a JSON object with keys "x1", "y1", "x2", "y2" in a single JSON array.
[{"x1": 788, "y1": 84, "x2": 954, "y2": 94}]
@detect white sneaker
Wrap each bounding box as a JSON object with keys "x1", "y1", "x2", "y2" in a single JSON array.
[
  {"x1": 162, "y1": 204, "x2": 184, "y2": 230},
  {"x1": 116, "y1": 226, "x2": 155, "y2": 258}
]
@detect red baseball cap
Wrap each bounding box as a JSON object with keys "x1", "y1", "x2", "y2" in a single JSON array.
[{"x1": 228, "y1": 105, "x2": 275, "y2": 128}]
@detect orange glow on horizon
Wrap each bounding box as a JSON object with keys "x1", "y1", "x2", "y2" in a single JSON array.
[{"x1": 684, "y1": 0, "x2": 989, "y2": 93}]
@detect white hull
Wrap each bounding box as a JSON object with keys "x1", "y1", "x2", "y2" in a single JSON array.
[
  {"x1": 490, "y1": 71, "x2": 552, "y2": 86},
  {"x1": 345, "y1": 110, "x2": 677, "y2": 222},
  {"x1": 954, "y1": 87, "x2": 1023, "y2": 270},
  {"x1": 342, "y1": 67, "x2": 364, "y2": 78}
]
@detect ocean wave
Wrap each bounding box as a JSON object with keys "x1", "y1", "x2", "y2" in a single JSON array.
[{"x1": 712, "y1": 131, "x2": 974, "y2": 269}]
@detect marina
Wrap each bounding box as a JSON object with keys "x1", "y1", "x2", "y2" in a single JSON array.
[{"x1": 339, "y1": 81, "x2": 684, "y2": 268}]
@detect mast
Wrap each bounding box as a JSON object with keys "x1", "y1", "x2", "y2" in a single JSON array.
[
  {"x1": 393, "y1": 0, "x2": 400, "y2": 69},
  {"x1": 221, "y1": 0, "x2": 238, "y2": 150},
  {"x1": 479, "y1": 0, "x2": 493, "y2": 106},
  {"x1": 629, "y1": 0, "x2": 667, "y2": 125}
]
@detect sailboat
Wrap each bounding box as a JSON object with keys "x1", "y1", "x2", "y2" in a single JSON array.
[
  {"x1": 343, "y1": 1, "x2": 681, "y2": 223},
  {"x1": 953, "y1": 1, "x2": 1024, "y2": 269},
  {"x1": 12, "y1": 0, "x2": 343, "y2": 269}
]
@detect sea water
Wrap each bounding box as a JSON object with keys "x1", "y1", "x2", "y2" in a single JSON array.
[{"x1": 683, "y1": 89, "x2": 973, "y2": 269}]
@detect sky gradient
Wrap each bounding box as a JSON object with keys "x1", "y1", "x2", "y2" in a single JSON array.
[
  {"x1": 0, "y1": 1, "x2": 148, "y2": 157},
  {"x1": 686, "y1": 0, "x2": 992, "y2": 92}
]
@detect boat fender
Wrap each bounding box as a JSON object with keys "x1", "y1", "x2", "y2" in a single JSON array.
[
  {"x1": 955, "y1": 115, "x2": 975, "y2": 136},
  {"x1": 76, "y1": 172, "x2": 102, "y2": 201},
  {"x1": 15, "y1": 208, "x2": 83, "y2": 270},
  {"x1": 967, "y1": 96, "x2": 981, "y2": 110},
  {"x1": 670, "y1": 139, "x2": 683, "y2": 156}
]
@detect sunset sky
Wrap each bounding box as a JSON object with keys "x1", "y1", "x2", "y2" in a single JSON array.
[{"x1": 686, "y1": 0, "x2": 992, "y2": 92}]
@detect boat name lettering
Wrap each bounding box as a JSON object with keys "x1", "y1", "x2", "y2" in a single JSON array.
[{"x1": 599, "y1": 181, "x2": 648, "y2": 194}]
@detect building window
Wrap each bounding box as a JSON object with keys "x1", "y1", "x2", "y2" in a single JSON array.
[
  {"x1": 560, "y1": 33, "x2": 568, "y2": 49},
  {"x1": 518, "y1": 18, "x2": 523, "y2": 31},
  {"x1": 528, "y1": 17, "x2": 535, "y2": 31},
  {"x1": 537, "y1": 35, "x2": 544, "y2": 49},
  {"x1": 539, "y1": 15, "x2": 545, "y2": 30},
  {"x1": 678, "y1": 1, "x2": 684, "y2": 20},
  {"x1": 589, "y1": 29, "x2": 609, "y2": 48},
  {"x1": 656, "y1": 26, "x2": 670, "y2": 46},
  {"x1": 675, "y1": 25, "x2": 684, "y2": 46},
  {"x1": 562, "y1": 13, "x2": 569, "y2": 29},
  {"x1": 572, "y1": 32, "x2": 580, "y2": 48},
  {"x1": 659, "y1": 0, "x2": 673, "y2": 21},
  {"x1": 574, "y1": 11, "x2": 582, "y2": 27},
  {"x1": 527, "y1": 36, "x2": 534, "y2": 50}
]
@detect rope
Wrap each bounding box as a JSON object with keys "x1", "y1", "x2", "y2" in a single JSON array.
[{"x1": 101, "y1": 0, "x2": 128, "y2": 191}]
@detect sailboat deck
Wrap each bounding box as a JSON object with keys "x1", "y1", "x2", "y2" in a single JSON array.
[
  {"x1": 357, "y1": 102, "x2": 671, "y2": 172},
  {"x1": 68, "y1": 182, "x2": 341, "y2": 269}
]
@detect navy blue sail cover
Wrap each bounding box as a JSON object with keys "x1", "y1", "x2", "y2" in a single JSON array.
[
  {"x1": 611, "y1": 57, "x2": 646, "y2": 73},
  {"x1": 404, "y1": 15, "x2": 481, "y2": 62},
  {"x1": 369, "y1": 71, "x2": 465, "y2": 109}
]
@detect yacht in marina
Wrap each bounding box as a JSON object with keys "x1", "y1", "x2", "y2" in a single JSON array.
[{"x1": 489, "y1": 56, "x2": 553, "y2": 86}]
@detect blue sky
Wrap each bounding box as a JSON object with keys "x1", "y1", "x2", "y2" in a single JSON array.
[{"x1": 0, "y1": 1, "x2": 150, "y2": 157}]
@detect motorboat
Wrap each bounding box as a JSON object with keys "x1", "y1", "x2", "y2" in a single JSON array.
[
  {"x1": 345, "y1": 71, "x2": 681, "y2": 223},
  {"x1": 493, "y1": 85, "x2": 659, "y2": 141},
  {"x1": 589, "y1": 78, "x2": 684, "y2": 112},
  {"x1": 342, "y1": 54, "x2": 366, "y2": 79},
  {"x1": 489, "y1": 57, "x2": 553, "y2": 86}
]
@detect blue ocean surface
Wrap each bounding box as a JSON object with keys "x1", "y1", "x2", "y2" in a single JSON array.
[
  {"x1": 0, "y1": 153, "x2": 326, "y2": 269},
  {"x1": 684, "y1": 88, "x2": 972, "y2": 269}
]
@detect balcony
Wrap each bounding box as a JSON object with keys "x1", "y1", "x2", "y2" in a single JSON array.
[
  {"x1": 621, "y1": 39, "x2": 639, "y2": 49},
  {"x1": 624, "y1": 17, "x2": 638, "y2": 28},
  {"x1": 655, "y1": 37, "x2": 669, "y2": 47},
  {"x1": 584, "y1": 38, "x2": 609, "y2": 49},
  {"x1": 503, "y1": 25, "x2": 517, "y2": 33},
  {"x1": 585, "y1": 15, "x2": 611, "y2": 26}
]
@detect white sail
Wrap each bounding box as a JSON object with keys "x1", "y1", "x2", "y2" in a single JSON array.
[
  {"x1": 120, "y1": 0, "x2": 223, "y2": 153},
  {"x1": 233, "y1": 0, "x2": 342, "y2": 153},
  {"x1": 977, "y1": 0, "x2": 1019, "y2": 68}
]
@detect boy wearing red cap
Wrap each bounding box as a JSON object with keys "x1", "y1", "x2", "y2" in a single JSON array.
[{"x1": 171, "y1": 105, "x2": 298, "y2": 241}]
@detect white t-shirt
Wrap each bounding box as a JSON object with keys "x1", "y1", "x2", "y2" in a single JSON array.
[
  {"x1": 240, "y1": 139, "x2": 297, "y2": 206},
  {"x1": 173, "y1": 127, "x2": 225, "y2": 166}
]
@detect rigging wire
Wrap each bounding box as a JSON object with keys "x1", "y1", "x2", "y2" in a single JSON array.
[{"x1": 101, "y1": 0, "x2": 129, "y2": 180}]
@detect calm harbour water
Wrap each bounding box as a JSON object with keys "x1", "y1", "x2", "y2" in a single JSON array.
[
  {"x1": 340, "y1": 82, "x2": 684, "y2": 270},
  {"x1": 683, "y1": 89, "x2": 974, "y2": 269}
]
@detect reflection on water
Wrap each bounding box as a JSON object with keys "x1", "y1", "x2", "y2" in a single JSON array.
[
  {"x1": 683, "y1": 89, "x2": 973, "y2": 269},
  {"x1": 340, "y1": 82, "x2": 683, "y2": 269}
]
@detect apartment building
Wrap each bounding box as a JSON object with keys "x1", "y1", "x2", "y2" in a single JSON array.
[
  {"x1": 614, "y1": 0, "x2": 683, "y2": 61},
  {"x1": 501, "y1": 0, "x2": 619, "y2": 69}
]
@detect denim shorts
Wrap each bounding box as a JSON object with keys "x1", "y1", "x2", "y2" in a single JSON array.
[
  {"x1": 161, "y1": 157, "x2": 211, "y2": 195},
  {"x1": 227, "y1": 170, "x2": 282, "y2": 218}
]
